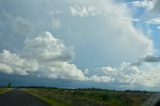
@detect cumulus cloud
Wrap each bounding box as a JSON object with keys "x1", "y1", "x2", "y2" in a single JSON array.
[
  {"x1": 22, "y1": 32, "x2": 85, "y2": 80},
  {"x1": 86, "y1": 62, "x2": 160, "y2": 88},
  {"x1": 22, "y1": 32, "x2": 74, "y2": 62},
  {"x1": 0, "y1": 32, "x2": 85, "y2": 81},
  {"x1": 65, "y1": 0, "x2": 155, "y2": 67},
  {"x1": 0, "y1": 32, "x2": 158, "y2": 89},
  {"x1": 0, "y1": 0, "x2": 158, "y2": 90},
  {"x1": 0, "y1": 0, "x2": 155, "y2": 67},
  {"x1": 0, "y1": 50, "x2": 39, "y2": 75},
  {"x1": 0, "y1": 31, "x2": 158, "y2": 89}
]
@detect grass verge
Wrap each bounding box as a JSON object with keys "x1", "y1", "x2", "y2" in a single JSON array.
[
  {"x1": 0, "y1": 88, "x2": 12, "y2": 94},
  {"x1": 24, "y1": 89, "x2": 66, "y2": 106},
  {"x1": 24, "y1": 88, "x2": 153, "y2": 106}
]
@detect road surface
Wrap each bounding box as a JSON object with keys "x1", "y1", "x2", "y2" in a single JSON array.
[{"x1": 0, "y1": 89, "x2": 51, "y2": 106}]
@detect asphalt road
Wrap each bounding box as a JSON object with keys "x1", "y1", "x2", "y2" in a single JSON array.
[{"x1": 0, "y1": 89, "x2": 51, "y2": 106}]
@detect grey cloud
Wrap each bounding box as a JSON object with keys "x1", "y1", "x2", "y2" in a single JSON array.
[
  {"x1": 12, "y1": 17, "x2": 34, "y2": 36},
  {"x1": 131, "y1": 55, "x2": 160, "y2": 66},
  {"x1": 145, "y1": 0, "x2": 160, "y2": 17},
  {"x1": 151, "y1": 0, "x2": 160, "y2": 14},
  {"x1": 141, "y1": 55, "x2": 160, "y2": 62}
]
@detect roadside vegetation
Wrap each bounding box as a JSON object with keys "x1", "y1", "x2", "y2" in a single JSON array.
[
  {"x1": 0, "y1": 82, "x2": 13, "y2": 94},
  {"x1": 0, "y1": 88, "x2": 12, "y2": 94},
  {"x1": 25, "y1": 88, "x2": 153, "y2": 106}
]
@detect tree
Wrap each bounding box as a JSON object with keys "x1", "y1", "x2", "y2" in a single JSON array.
[{"x1": 7, "y1": 82, "x2": 11, "y2": 88}]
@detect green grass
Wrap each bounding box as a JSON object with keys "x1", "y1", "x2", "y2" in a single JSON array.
[
  {"x1": 25, "y1": 88, "x2": 153, "y2": 106},
  {"x1": 0, "y1": 88, "x2": 12, "y2": 94},
  {"x1": 24, "y1": 89, "x2": 66, "y2": 106}
]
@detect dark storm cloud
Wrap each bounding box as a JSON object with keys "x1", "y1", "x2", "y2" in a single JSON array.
[
  {"x1": 142, "y1": 55, "x2": 160, "y2": 62},
  {"x1": 131, "y1": 55, "x2": 160, "y2": 66}
]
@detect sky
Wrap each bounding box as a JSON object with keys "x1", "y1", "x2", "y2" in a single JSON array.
[{"x1": 0, "y1": 0, "x2": 160, "y2": 91}]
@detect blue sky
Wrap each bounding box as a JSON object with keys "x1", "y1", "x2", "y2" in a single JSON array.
[{"x1": 0, "y1": 0, "x2": 160, "y2": 91}]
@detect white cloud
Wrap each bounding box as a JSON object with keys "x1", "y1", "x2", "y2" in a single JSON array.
[
  {"x1": 146, "y1": 17, "x2": 160, "y2": 30},
  {"x1": 22, "y1": 32, "x2": 74, "y2": 62},
  {"x1": 1, "y1": 32, "x2": 157, "y2": 88},
  {"x1": 0, "y1": 0, "x2": 155, "y2": 67},
  {"x1": 0, "y1": 32, "x2": 86, "y2": 81},
  {"x1": 96, "y1": 0, "x2": 154, "y2": 57},
  {"x1": 0, "y1": 50, "x2": 39, "y2": 75},
  {"x1": 37, "y1": 62, "x2": 85, "y2": 80},
  {"x1": 146, "y1": 17, "x2": 160, "y2": 25},
  {"x1": 61, "y1": 0, "x2": 155, "y2": 68},
  {"x1": 122, "y1": 17, "x2": 140, "y2": 22},
  {"x1": 70, "y1": 5, "x2": 96, "y2": 17},
  {"x1": 0, "y1": 63, "x2": 13, "y2": 74},
  {"x1": 87, "y1": 62, "x2": 160, "y2": 88},
  {"x1": 22, "y1": 32, "x2": 85, "y2": 80},
  {"x1": 0, "y1": 0, "x2": 158, "y2": 90},
  {"x1": 126, "y1": 0, "x2": 154, "y2": 10},
  {"x1": 89, "y1": 75, "x2": 113, "y2": 83}
]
